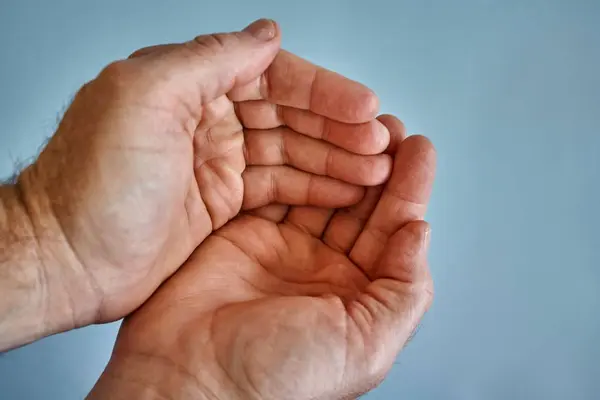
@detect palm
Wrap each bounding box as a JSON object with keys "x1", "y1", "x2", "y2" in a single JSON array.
[
  {"x1": 104, "y1": 132, "x2": 437, "y2": 400},
  {"x1": 120, "y1": 216, "x2": 369, "y2": 399},
  {"x1": 28, "y1": 40, "x2": 392, "y2": 323}
]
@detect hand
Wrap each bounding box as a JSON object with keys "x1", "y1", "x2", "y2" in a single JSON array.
[
  {"x1": 90, "y1": 117, "x2": 436, "y2": 400},
  {"x1": 14, "y1": 19, "x2": 392, "y2": 334}
]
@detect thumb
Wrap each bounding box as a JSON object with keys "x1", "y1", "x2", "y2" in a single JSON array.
[
  {"x1": 374, "y1": 220, "x2": 431, "y2": 289},
  {"x1": 124, "y1": 19, "x2": 281, "y2": 109},
  {"x1": 359, "y1": 220, "x2": 433, "y2": 342},
  {"x1": 349, "y1": 221, "x2": 432, "y2": 383}
]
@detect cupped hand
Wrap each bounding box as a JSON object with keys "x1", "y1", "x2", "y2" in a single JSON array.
[
  {"x1": 91, "y1": 117, "x2": 436, "y2": 400},
  {"x1": 16, "y1": 19, "x2": 392, "y2": 330}
]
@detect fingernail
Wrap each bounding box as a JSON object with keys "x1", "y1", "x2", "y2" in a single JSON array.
[{"x1": 243, "y1": 19, "x2": 277, "y2": 41}]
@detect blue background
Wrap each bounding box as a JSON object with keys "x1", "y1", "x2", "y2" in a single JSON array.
[{"x1": 1, "y1": 0, "x2": 599, "y2": 399}]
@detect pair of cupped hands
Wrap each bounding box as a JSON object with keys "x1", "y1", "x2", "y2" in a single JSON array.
[{"x1": 18, "y1": 19, "x2": 435, "y2": 399}]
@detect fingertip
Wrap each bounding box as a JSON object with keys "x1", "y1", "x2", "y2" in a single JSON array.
[
  {"x1": 242, "y1": 18, "x2": 280, "y2": 42},
  {"x1": 401, "y1": 220, "x2": 431, "y2": 247},
  {"x1": 370, "y1": 119, "x2": 391, "y2": 154},
  {"x1": 403, "y1": 134, "x2": 435, "y2": 153},
  {"x1": 316, "y1": 74, "x2": 380, "y2": 124},
  {"x1": 376, "y1": 114, "x2": 407, "y2": 155},
  {"x1": 342, "y1": 119, "x2": 390, "y2": 156},
  {"x1": 359, "y1": 88, "x2": 380, "y2": 121},
  {"x1": 362, "y1": 154, "x2": 393, "y2": 186},
  {"x1": 398, "y1": 135, "x2": 437, "y2": 170},
  {"x1": 338, "y1": 80, "x2": 379, "y2": 122},
  {"x1": 382, "y1": 134, "x2": 436, "y2": 213},
  {"x1": 272, "y1": 20, "x2": 282, "y2": 40},
  {"x1": 396, "y1": 134, "x2": 436, "y2": 163},
  {"x1": 347, "y1": 184, "x2": 366, "y2": 206}
]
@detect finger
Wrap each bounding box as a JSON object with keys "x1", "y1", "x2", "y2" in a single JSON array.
[
  {"x1": 114, "y1": 19, "x2": 281, "y2": 118},
  {"x1": 373, "y1": 221, "x2": 431, "y2": 284},
  {"x1": 321, "y1": 115, "x2": 406, "y2": 252},
  {"x1": 236, "y1": 101, "x2": 389, "y2": 155},
  {"x1": 322, "y1": 186, "x2": 383, "y2": 253},
  {"x1": 285, "y1": 207, "x2": 335, "y2": 237},
  {"x1": 127, "y1": 34, "x2": 386, "y2": 153},
  {"x1": 243, "y1": 127, "x2": 392, "y2": 186},
  {"x1": 348, "y1": 221, "x2": 432, "y2": 360},
  {"x1": 377, "y1": 114, "x2": 407, "y2": 155},
  {"x1": 248, "y1": 204, "x2": 289, "y2": 223},
  {"x1": 229, "y1": 50, "x2": 379, "y2": 124},
  {"x1": 242, "y1": 166, "x2": 365, "y2": 210},
  {"x1": 349, "y1": 135, "x2": 436, "y2": 276}
]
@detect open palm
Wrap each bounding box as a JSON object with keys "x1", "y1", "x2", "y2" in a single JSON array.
[{"x1": 91, "y1": 119, "x2": 436, "y2": 400}]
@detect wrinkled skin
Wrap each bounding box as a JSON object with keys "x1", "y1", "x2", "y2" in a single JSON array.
[
  {"x1": 16, "y1": 20, "x2": 393, "y2": 331},
  {"x1": 91, "y1": 123, "x2": 437, "y2": 400}
]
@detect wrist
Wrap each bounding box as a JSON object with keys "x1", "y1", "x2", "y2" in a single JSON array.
[
  {"x1": 0, "y1": 167, "x2": 101, "y2": 350},
  {"x1": 0, "y1": 183, "x2": 48, "y2": 349},
  {"x1": 88, "y1": 353, "x2": 214, "y2": 400},
  {"x1": 16, "y1": 165, "x2": 104, "y2": 329}
]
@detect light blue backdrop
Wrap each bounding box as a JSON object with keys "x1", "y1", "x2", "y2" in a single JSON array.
[{"x1": 1, "y1": 1, "x2": 599, "y2": 399}]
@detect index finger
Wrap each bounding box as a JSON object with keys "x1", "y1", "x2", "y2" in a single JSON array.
[{"x1": 228, "y1": 50, "x2": 379, "y2": 124}]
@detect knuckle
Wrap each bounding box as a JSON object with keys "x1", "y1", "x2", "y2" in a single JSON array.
[
  {"x1": 99, "y1": 60, "x2": 128, "y2": 80},
  {"x1": 96, "y1": 60, "x2": 135, "y2": 92},
  {"x1": 95, "y1": 59, "x2": 154, "y2": 103},
  {"x1": 190, "y1": 33, "x2": 236, "y2": 57}
]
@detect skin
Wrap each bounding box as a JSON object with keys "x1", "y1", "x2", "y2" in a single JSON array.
[
  {"x1": 1, "y1": 19, "x2": 395, "y2": 349},
  {"x1": 0, "y1": 18, "x2": 437, "y2": 400},
  {"x1": 89, "y1": 119, "x2": 437, "y2": 400}
]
